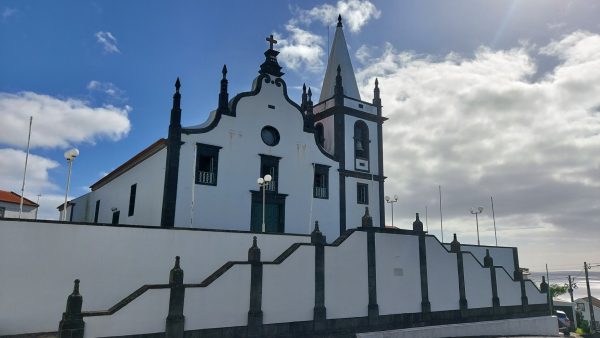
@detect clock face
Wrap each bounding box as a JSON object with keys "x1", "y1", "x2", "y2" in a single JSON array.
[{"x1": 261, "y1": 126, "x2": 280, "y2": 146}]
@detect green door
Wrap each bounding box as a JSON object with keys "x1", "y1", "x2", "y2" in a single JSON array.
[{"x1": 250, "y1": 200, "x2": 284, "y2": 233}]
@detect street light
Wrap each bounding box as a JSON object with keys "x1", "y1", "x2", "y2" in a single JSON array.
[
  {"x1": 257, "y1": 174, "x2": 272, "y2": 232},
  {"x1": 470, "y1": 206, "x2": 484, "y2": 245},
  {"x1": 385, "y1": 194, "x2": 398, "y2": 227},
  {"x1": 62, "y1": 148, "x2": 79, "y2": 221}
]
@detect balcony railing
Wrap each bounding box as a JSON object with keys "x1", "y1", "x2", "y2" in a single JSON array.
[
  {"x1": 197, "y1": 171, "x2": 215, "y2": 185},
  {"x1": 314, "y1": 186, "x2": 328, "y2": 199},
  {"x1": 265, "y1": 180, "x2": 276, "y2": 192}
]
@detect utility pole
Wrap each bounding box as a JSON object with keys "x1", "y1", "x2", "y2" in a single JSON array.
[
  {"x1": 568, "y1": 275, "x2": 574, "y2": 303},
  {"x1": 546, "y1": 264, "x2": 553, "y2": 315},
  {"x1": 585, "y1": 262, "x2": 596, "y2": 332}
]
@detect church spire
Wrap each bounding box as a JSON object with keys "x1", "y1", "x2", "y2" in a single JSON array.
[
  {"x1": 217, "y1": 64, "x2": 230, "y2": 115},
  {"x1": 373, "y1": 78, "x2": 381, "y2": 108},
  {"x1": 319, "y1": 14, "x2": 360, "y2": 102}
]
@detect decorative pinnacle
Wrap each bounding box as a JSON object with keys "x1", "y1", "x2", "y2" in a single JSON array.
[
  {"x1": 308, "y1": 87, "x2": 312, "y2": 99},
  {"x1": 175, "y1": 255, "x2": 180, "y2": 268},
  {"x1": 453, "y1": 233, "x2": 458, "y2": 241},
  {"x1": 73, "y1": 279, "x2": 80, "y2": 294},
  {"x1": 222, "y1": 64, "x2": 227, "y2": 77},
  {"x1": 337, "y1": 14, "x2": 343, "y2": 27},
  {"x1": 252, "y1": 236, "x2": 257, "y2": 248},
  {"x1": 302, "y1": 83, "x2": 306, "y2": 93},
  {"x1": 175, "y1": 77, "x2": 181, "y2": 92},
  {"x1": 336, "y1": 64, "x2": 341, "y2": 75},
  {"x1": 314, "y1": 220, "x2": 320, "y2": 232},
  {"x1": 375, "y1": 78, "x2": 379, "y2": 88}
]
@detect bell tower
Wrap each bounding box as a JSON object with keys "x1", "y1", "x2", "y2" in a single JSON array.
[{"x1": 313, "y1": 15, "x2": 386, "y2": 233}]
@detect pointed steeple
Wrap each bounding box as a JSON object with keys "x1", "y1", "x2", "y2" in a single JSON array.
[
  {"x1": 301, "y1": 83, "x2": 308, "y2": 111},
  {"x1": 319, "y1": 15, "x2": 361, "y2": 102},
  {"x1": 217, "y1": 65, "x2": 230, "y2": 115},
  {"x1": 373, "y1": 78, "x2": 381, "y2": 107}
]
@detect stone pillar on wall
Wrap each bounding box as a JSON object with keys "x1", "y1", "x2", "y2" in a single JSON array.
[
  {"x1": 58, "y1": 279, "x2": 85, "y2": 338},
  {"x1": 363, "y1": 209, "x2": 379, "y2": 324},
  {"x1": 417, "y1": 214, "x2": 431, "y2": 315},
  {"x1": 311, "y1": 221, "x2": 327, "y2": 331},
  {"x1": 513, "y1": 248, "x2": 529, "y2": 311},
  {"x1": 247, "y1": 237, "x2": 263, "y2": 337},
  {"x1": 166, "y1": 256, "x2": 185, "y2": 338},
  {"x1": 484, "y1": 250, "x2": 500, "y2": 309},
  {"x1": 450, "y1": 234, "x2": 468, "y2": 314}
]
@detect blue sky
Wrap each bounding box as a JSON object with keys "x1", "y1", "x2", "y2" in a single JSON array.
[{"x1": 1, "y1": 0, "x2": 600, "y2": 271}]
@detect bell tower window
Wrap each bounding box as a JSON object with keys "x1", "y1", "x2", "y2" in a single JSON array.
[{"x1": 354, "y1": 121, "x2": 370, "y2": 171}]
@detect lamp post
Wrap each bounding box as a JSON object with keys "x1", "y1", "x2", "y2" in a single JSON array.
[
  {"x1": 470, "y1": 206, "x2": 484, "y2": 245},
  {"x1": 62, "y1": 148, "x2": 79, "y2": 221},
  {"x1": 384, "y1": 194, "x2": 398, "y2": 227},
  {"x1": 257, "y1": 174, "x2": 272, "y2": 232}
]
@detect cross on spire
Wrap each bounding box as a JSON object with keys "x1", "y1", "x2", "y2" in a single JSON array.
[{"x1": 266, "y1": 34, "x2": 277, "y2": 50}]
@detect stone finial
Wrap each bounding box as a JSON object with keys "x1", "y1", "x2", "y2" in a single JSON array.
[
  {"x1": 362, "y1": 207, "x2": 373, "y2": 227},
  {"x1": 222, "y1": 64, "x2": 227, "y2": 77},
  {"x1": 248, "y1": 236, "x2": 261, "y2": 262},
  {"x1": 337, "y1": 14, "x2": 343, "y2": 27},
  {"x1": 169, "y1": 256, "x2": 184, "y2": 285},
  {"x1": 412, "y1": 213, "x2": 424, "y2": 232},
  {"x1": 175, "y1": 77, "x2": 181, "y2": 92},
  {"x1": 311, "y1": 221, "x2": 326, "y2": 245},
  {"x1": 450, "y1": 233, "x2": 461, "y2": 253},
  {"x1": 218, "y1": 65, "x2": 230, "y2": 115},
  {"x1": 373, "y1": 78, "x2": 381, "y2": 107},
  {"x1": 540, "y1": 276, "x2": 548, "y2": 293},
  {"x1": 484, "y1": 249, "x2": 494, "y2": 267},
  {"x1": 59, "y1": 279, "x2": 85, "y2": 336}
]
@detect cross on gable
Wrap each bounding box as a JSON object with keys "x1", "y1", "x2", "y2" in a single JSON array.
[{"x1": 266, "y1": 34, "x2": 277, "y2": 50}]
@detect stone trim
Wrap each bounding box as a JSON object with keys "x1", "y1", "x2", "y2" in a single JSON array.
[
  {"x1": 366, "y1": 230, "x2": 379, "y2": 323},
  {"x1": 418, "y1": 233, "x2": 431, "y2": 313},
  {"x1": 456, "y1": 251, "x2": 468, "y2": 313}
]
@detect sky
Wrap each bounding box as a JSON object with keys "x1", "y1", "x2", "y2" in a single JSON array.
[{"x1": 1, "y1": 0, "x2": 599, "y2": 277}]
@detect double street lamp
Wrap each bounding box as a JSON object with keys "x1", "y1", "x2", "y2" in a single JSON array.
[
  {"x1": 257, "y1": 174, "x2": 272, "y2": 232},
  {"x1": 62, "y1": 148, "x2": 79, "y2": 221},
  {"x1": 385, "y1": 194, "x2": 398, "y2": 227},
  {"x1": 470, "y1": 206, "x2": 484, "y2": 245}
]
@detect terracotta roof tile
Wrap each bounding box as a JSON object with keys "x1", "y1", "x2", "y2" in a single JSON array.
[{"x1": 0, "y1": 190, "x2": 39, "y2": 207}]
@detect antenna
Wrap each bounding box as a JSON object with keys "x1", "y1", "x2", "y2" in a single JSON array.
[{"x1": 439, "y1": 185, "x2": 443, "y2": 242}]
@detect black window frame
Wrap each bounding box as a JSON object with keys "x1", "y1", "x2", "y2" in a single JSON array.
[
  {"x1": 94, "y1": 200, "x2": 100, "y2": 223},
  {"x1": 128, "y1": 184, "x2": 137, "y2": 217},
  {"x1": 315, "y1": 123, "x2": 325, "y2": 148},
  {"x1": 112, "y1": 210, "x2": 120, "y2": 225},
  {"x1": 0, "y1": 206, "x2": 5, "y2": 218},
  {"x1": 313, "y1": 164, "x2": 330, "y2": 199},
  {"x1": 69, "y1": 203, "x2": 75, "y2": 222},
  {"x1": 259, "y1": 154, "x2": 281, "y2": 193},
  {"x1": 195, "y1": 143, "x2": 222, "y2": 186},
  {"x1": 357, "y1": 182, "x2": 369, "y2": 205},
  {"x1": 354, "y1": 120, "x2": 370, "y2": 161}
]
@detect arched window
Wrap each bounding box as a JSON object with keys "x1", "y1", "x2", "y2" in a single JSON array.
[
  {"x1": 354, "y1": 121, "x2": 369, "y2": 160},
  {"x1": 315, "y1": 123, "x2": 325, "y2": 147}
]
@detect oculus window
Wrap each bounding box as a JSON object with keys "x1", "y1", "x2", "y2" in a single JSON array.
[
  {"x1": 261, "y1": 126, "x2": 280, "y2": 146},
  {"x1": 196, "y1": 143, "x2": 222, "y2": 186}
]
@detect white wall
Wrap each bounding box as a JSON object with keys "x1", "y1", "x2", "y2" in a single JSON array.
[
  {"x1": 184, "y1": 265, "x2": 251, "y2": 330},
  {"x1": 426, "y1": 236, "x2": 459, "y2": 311},
  {"x1": 70, "y1": 147, "x2": 166, "y2": 226},
  {"x1": 0, "y1": 201, "x2": 37, "y2": 219},
  {"x1": 317, "y1": 114, "x2": 336, "y2": 155},
  {"x1": 325, "y1": 231, "x2": 369, "y2": 319},
  {"x1": 263, "y1": 245, "x2": 315, "y2": 324},
  {"x1": 462, "y1": 254, "x2": 493, "y2": 309},
  {"x1": 0, "y1": 219, "x2": 309, "y2": 335},
  {"x1": 85, "y1": 289, "x2": 170, "y2": 338},
  {"x1": 176, "y1": 77, "x2": 340, "y2": 239},
  {"x1": 375, "y1": 233, "x2": 422, "y2": 315},
  {"x1": 345, "y1": 176, "x2": 381, "y2": 228},
  {"x1": 525, "y1": 281, "x2": 547, "y2": 305},
  {"x1": 459, "y1": 244, "x2": 515, "y2": 276},
  {"x1": 343, "y1": 115, "x2": 380, "y2": 175},
  {"x1": 496, "y1": 268, "x2": 522, "y2": 306}
]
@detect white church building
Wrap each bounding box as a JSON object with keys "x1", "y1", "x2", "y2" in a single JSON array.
[
  {"x1": 0, "y1": 16, "x2": 557, "y2": 338},
  {"x1": 65, "y1": 17, "x2": 384, "y2": 242}
]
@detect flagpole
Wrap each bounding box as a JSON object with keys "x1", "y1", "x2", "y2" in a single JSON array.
[
  {"x1": 439, "y1": 185, "x2": 444, "y2": 242},
  {"x1": 491, "y1": 196, "x2": 497, "y2": 246},
  {"x1": 19, "y1": 116, "x2": 33, "y2": 219}
]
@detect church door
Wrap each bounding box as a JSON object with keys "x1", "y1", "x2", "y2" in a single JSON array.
[{"x1": 250, "y1": 193, "x2": 285, "y2": 233}]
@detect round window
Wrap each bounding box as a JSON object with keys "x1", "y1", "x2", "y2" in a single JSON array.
[{"x1": 261, "y1": 126, "x2": 280, "y2": 146}]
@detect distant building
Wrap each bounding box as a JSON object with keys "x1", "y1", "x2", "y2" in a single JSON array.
[
  {"x1": 0, "y1": 190, "x2": 39, "y2": 219},
  {"x1": 575, "y1": 296, "x2": 600, "y2": 328}
]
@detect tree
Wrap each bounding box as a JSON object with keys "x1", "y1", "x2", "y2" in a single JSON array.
[{"x1": 550, "y1": 283, "x2": 569, "y2": 298}]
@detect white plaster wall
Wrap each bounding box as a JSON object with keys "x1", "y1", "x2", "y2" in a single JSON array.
[
  {"x1": 495, "y1": 268, "x2": 522, "y2": 306},
  {"x1": 184, "y1": 265, "x2": 251, "y2": 330},
  {"x1": 0, "y1": 219, "x2": 309, "y2": 335},
  {"x1": 0, "y1": 201, "x2": 37, "y2": 219},
  {"x1": 71, "y1": 148, "x2": 166, "y2": 226},
  {"x1": 425, "y1": 236, "x2": 460, "y2": 311},
  {"x1": 462, "y1": 254, "x2": 493, "y2": 309},
  {"x1": 343, "y1": 98, "x2": 377, "y2": 115},
  {"x1": 524, "y1": 280, "x2": 547, "y2": 305},
  {"x1": 263, "y1": 245, "x2": 314, "y2": 324},
  {"x1": 459, "y1": 244, "x2": 515, "y2": 276},
  {"x1": 375, "y1": 233, "x2": 422, "y2": 315},
  {"x1": 318, "y1": 114, "x2": 336, "y2": 155},
  {"x1": 84, "y1": 289, "x2": 170, "y2": 338},
  {"x1": 345, "y1": 176, "x2": 381, "y2": 228},
  {"x1": 176, "y1": 77, "x2": 340, "y2": 240},
  {"x1": 325, "y1": 231, "x2": 369, "y2": 319}
]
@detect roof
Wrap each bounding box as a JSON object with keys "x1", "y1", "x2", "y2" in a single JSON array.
[
  {"x1": 0, "y1": 190, "x2": 39, "y2": 207},
  {"x1": 90, "y1": 138, "x2": 167, "y2": 191},
  {"x1": 575, "y1": 296, "x2": 600, "y2": 308},
  {"x1": 56, "y1": 201, "x2": 75, "y2": 211},
  {"x1": 319, "y1": 17, "x2": 361, "y2": 102}
]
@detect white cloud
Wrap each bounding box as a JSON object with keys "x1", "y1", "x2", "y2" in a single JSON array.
[
  {"x1": 0, "y1": 148, "x2": 59, "y2": 193},
  {"x1": 87, "y1": 80, "x2": 127, "y2": 103},
  {"x1": 277, "y1": 24, "x2": 325, "y2": 73},
  {"x1": 0, "y1": 91, "x2": 131, "y2": 149},
  {"x1": 297, "y1": 0, "x2": 380, "y2": 33},
  {"x1": 2, "y1": 7, "x2": 17, "y2": 21},
  {"x1": 95, "y1": 31, "x2": 120, "y2": 54},
  {"x1": 355, "y1": 31, "x2": 600, "y2": 267}
]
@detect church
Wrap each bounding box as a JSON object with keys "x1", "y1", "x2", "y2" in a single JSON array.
[
  {"x1": 0, "y1": 16, "x2": 556, "y2": 338},
  {"x1": 64, "y1": 16, "x2": 384, "y2": 241}
]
